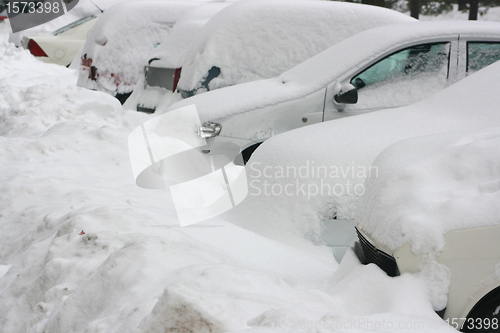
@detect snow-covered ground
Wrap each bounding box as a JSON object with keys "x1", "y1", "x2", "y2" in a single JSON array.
[{"x1": 0, "y1": 15, "x2": 459, "y2": 333}]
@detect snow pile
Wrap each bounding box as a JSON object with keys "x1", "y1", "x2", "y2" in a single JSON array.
[
  {"x1": 357, "y1": 127, "x2": 500, "y2": 253},
  {"x1": 176, "y1": 0, "x2": 415, "y2": 94},
  {"x1": 224, "y1": 59, "x2": 500, "y2": 246},
  {"x1": 77, "y1": 0, "x2": 204, "y2": 95}
]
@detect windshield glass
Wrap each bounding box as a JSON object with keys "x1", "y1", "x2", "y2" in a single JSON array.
[{"x1": 53, "y1": 15, "x2": 95, "y2": 36}]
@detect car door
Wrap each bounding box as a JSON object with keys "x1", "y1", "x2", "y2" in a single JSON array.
[{"x1": 322, "y1": 37, "x2": 459, "y2": 121}]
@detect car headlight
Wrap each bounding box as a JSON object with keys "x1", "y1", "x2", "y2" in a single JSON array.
[{"x1": 198, "y1": 122, "x2": 221, "y2": 139}]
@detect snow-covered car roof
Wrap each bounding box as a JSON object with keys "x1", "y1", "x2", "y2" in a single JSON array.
[
  {"x1": 78, "y1": 0, "x2": 205, "y2": 94},
  {"x1": 175, "y1": 0, "x2": 415, "y2": 95},
  {"x1": 356, "y1": 126, "x2": 500, "y2": 255},
  {"x1": 148, "y1": 2, "x2": 231, "y2": 69},
  {"x1": 233, "y1": 59, "x2": 500, "y2": 244},
  {"x1": 167, "y1": 20, "x2": 500, "y2": 122}
]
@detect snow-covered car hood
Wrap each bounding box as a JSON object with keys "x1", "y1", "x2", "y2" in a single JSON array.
[{"x1": 357, "y1": 126, "x2": 500, "y2": 254}]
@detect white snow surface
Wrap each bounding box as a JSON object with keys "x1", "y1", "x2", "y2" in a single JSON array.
[
  {"x1": 77, "y1": 0, "x2": 205, "y2": 95},
  {"x1": 176, "y1": 0, "x2": 415, "y2": 93},
  {"x1": 149, "y1": 2, "x2": 231, "y2": 69},
  {"x1": 230, "y1": 59, "x2": 500, "y2": 248},
  {"x1": 0, "y1": 23, "x2": 458, "y2": 332},
  {"x1": 165, "y1": 20, "x2": 500, "y2": 122},
  {"x1": 357, "y1": 127, "x2": 500, "y2": 253}
]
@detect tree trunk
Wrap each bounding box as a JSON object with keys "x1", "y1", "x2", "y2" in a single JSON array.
[
  {"x1": 410, "y1": 0, "x2": 419, "y2": 19},
  {"x1": 469, "y1": 0, "x2": 479, "y2": 20},
  {"x1": 458, "y1": 0, "x2": 467, "y2": 11}
]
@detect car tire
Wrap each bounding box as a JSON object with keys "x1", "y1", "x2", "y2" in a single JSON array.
[
  {"x1": 242, "y1": 142, "x2": 262, "y2": 165},
  {"x1": 461, "y1": 286, "x2": 500, "y2": 332}
]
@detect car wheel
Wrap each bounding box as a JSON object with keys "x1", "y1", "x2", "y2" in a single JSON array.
[
  {"x1": 115, "y1": 92, "x2": 132, "y2": 105},
  {"x1": 241, "y1": 142, "x2": 262, "y2": 165},
  {"x1": 461, "y1": 286, "x2": 500, "y2": 332}
]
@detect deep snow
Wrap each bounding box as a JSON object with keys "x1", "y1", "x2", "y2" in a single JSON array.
[{"x1": 0, "y1": 8, "x2": 474, "y2": 333}]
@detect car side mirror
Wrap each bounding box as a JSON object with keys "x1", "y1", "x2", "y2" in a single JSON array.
[{"x1": 334, "y1": 83, "x2": 358, "y2": 105}]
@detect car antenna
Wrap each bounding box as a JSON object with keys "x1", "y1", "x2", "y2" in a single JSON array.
[{"x1": 89, "y1": 0, "x2": 104, "y2": 13}]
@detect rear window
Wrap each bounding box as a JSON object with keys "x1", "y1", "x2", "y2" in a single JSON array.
[{"x1": 53, "y1": 15, "x2": 95, "y2": 36}]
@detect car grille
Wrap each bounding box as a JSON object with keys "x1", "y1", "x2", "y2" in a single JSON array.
[{"x1": 355, "y1": 228, "x2": 399, "y2": 277}]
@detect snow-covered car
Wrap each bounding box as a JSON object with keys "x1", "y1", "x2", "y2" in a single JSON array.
[
  {"x1": 77, "y1": 0, "x2": 205, "y2": 104},
  {"x1": 174, "y1": 0, "x2": 415, "y2": 100},
  {"x1": 223, "y1": 58, "x2": 500, "y2": 264},
  {"x1": 20, "y1": 15, "x2": 98, "y2": 66},
  {"x1": 354, "y1": 126, "x2": 500, "y2": 330},
  {"x1": 166, "y1": 20, "x2": 500, "y2": 163},
  {"x1": 126, "y1": 2, "x2": 230, "y2": 113}
]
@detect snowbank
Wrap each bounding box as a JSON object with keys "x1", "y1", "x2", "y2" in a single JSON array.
[
  {"x1": 357, "y1": 127, "x2": 500, "y2": 253},
  {"x1": 176, "y1": 0, "x2": 415, "y2": 95},
  {"x1": 224, "y1": 59, "x2": 500, "y2": 246},
  {"x1": 77, "y1": 0, "x2": 204, "y2": 95}
]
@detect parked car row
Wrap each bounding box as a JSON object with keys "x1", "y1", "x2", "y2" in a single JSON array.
[
  {"x1": 121, "y1": 3, "x2": 500, "y2": 331},
  {"x1": 127, "y1": 0, "x2": 415, "y2": 112},
  {"x1": 166, "y1": 20, "x2": 500, "y2": 162},
  {"x1": 10, "y1": 0, "x2": 500, "y2": 330}
]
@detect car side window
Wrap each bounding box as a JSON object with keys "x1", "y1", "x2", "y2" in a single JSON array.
[
  {"x1": 467, "y1": 42, "x2": 500, "y2": 75},
  {"x1": 347, "y1": 42, "x2": 450, "y2": 110}
]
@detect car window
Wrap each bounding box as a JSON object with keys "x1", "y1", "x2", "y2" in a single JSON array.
[
  {"x1": 53, "y1": 15, "x2": 95, "y2": 36},
  {"x1": 347, "y1": 42, "x2": 450, "y2": 110},
  {"x1": 467, "y1": 42, "x2": 500, "y2": 75}
]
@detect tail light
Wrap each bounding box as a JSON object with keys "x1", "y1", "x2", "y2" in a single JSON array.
[
  {"x1": 173, "y1": 67, "x2": 182, "y2": 92},
  {"x1": 27, "y1": 39, "x2": 48, "y2": 57}
]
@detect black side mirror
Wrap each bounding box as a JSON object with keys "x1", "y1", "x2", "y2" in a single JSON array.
[{"x1": 334, "y1": 84, "x2": 358, "y2": 104}]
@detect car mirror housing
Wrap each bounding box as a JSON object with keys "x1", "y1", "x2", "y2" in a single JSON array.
[{"x1": 334, "y1": 83, "x2": 358, "y2": 105}]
